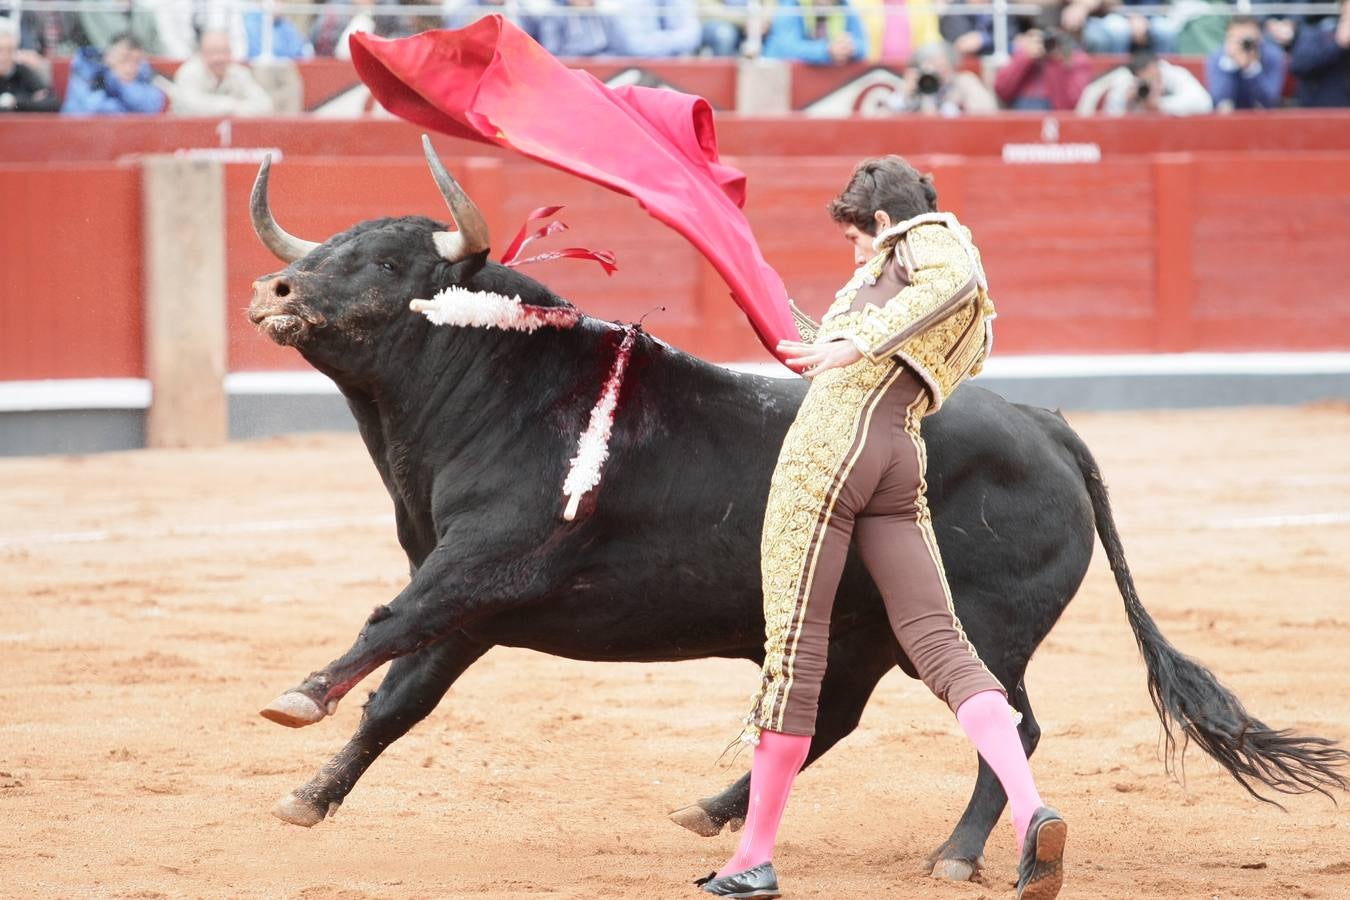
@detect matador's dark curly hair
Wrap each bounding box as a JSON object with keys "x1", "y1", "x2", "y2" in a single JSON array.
[{"x1": 827, "y1": 156, "x2": 938, "y2": 235}]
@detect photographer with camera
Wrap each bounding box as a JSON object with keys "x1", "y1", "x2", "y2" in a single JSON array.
[
  {"x1": 888, "y1": 41, "x2": 996, "y2": 115},
  {"x1": 994, "y1": 25, "x2": 1092, "y2": 110},
  {"x1": 1289, "y1": 0, "x2": 1350, "y2": 107},
  {"x1": 0, "y1": 21, "x2": 59, "y2": 112},
  {"x1": 762, "y1": 0, "x2": 866, "y2": 64},
  {"x1": 60, "y1": 32, "x2": 165, "y2": 115},
  {"x1": 1076, "y1": 48, "x2": 1212, "y2": 115},
  {"x1": 1205, "y1": 15, "x2": 1287, "y2": 110}
]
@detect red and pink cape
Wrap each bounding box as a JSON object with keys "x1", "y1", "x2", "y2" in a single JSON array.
[{"x1": 349, "y1": 17, "x2": 794, "y2": 363}]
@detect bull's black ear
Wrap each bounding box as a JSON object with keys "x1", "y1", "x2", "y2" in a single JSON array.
[
  {"x1": 431, "y1": 248, "x2": 489, "y2": 288},
  {"x1": 458, "y1": 248, "x2": 492, "y2": 276}
]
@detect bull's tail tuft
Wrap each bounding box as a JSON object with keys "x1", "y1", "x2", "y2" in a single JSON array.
[{"x1": 1075, "y1": 448, "x2": 1349, "y2": 806}]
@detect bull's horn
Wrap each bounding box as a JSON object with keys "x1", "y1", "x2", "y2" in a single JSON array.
[
  {"x1": 250, "y1": 154, "x2": 320, "y2": 263},
  {"x1": 422, "y1": 134, "x2": 490, "y2": 263}
]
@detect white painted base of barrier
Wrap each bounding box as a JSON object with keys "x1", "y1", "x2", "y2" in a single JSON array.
[
  {"x1": 3, "y1": 353, "x2": 1350, "y2": 412},
  {"x1": 723, "y1": 352, "x2": 1350, "y2": 381}
]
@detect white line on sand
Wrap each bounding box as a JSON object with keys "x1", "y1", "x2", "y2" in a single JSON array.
[
  {"x1": 0, "y1": 514, "x2": 396, "y2": 550},
  {"x1": 1205, "y1": 511, "x2": 1350, "y2": 530},
  {"x1": 5, "y1": 507, "x2": 1345, "y2": 553},
  {"x1": 4, "y1": 353, "x2": 1350, "y2": 410}
]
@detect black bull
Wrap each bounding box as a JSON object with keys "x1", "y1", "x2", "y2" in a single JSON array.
[{"x1": 246, "y1": 144, "x2": 1346, "y2": 879}]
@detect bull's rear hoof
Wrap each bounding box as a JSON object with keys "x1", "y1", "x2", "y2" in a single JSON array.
[
  {"x1": 260, "y1": 691, "x2": 326, "y2": 728},
  {"x1": 668, "y1": 803, "x2": 725, "y2": 837},
  {"x1": 930, "y1": 856, "x2": 981, "y2": 882},
  {"x1": 271, "y1": 791, "x2": 333, "y2": 827}
]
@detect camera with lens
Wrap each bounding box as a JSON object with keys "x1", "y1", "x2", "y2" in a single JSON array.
[
  {"x1": 1042, "y1": 28, "x2": 1062, "y2": 53},
  {"x1": 1239, "y1": 36, "x2": 1258, "y2": 53},
  {"x1": 1135, "y1": 79, "x2": 1152, "y2": 101},
  {"x1": 916, "y1": 69, "x2": 942, "y2": 96}
]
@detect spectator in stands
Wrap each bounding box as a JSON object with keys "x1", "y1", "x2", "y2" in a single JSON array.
[
  {"x1": 1289, "y1": 0, "x2": 1350, "y2": 106},
  {"x1": 938, "y1": 2, "x2": 995, "y2": 57},
  {"x1": 1061, "y1": 0, "x2": 1179, "y2": 54},
  {"x1": 335, "y1": 0, "x2": 378, "y2": 60},
  {"x1": 856, "y1": 0, "x2": 941, "y2": 64},
  {"x1": 149, "y1": 0, "x2": 203, "y2": 60},
  {"x1": 886, "y1": 41, "x2": 996, "y2": 113},
  {"x1": 701, "y1": 0, "x2": 749, "y2": 56},
  {"x1": 0, "y1": 13, "x2": 56, "y2": 86},
  {"x1": 763, "y1": 0, "x2": 866, "y2": 64},
  {"x1": 244, "y1": 9, "x2": 313, "y2": 59},
  {"x1": 607, "y1": 0, "x2": 703, "y2": 56},
  {"x1": 78, "y1": 3, "x2": 161, "y2": 55},
  {"x1": 1206, "y1": 15, "x2": 1287, "y2": 110},
  {"x1": 311, "y1": 0, "x2": 353, "y2": 57},
  {"x1": 1263, "y1": 15, "x2": 1298, "y2": 55},
  {"x1": 994, "y1": 27, "x2": 1092, "y2": 109},
  {"x1": 1, "y1": 8, "x2": 81, "y2": 57},
  {"x1": 168, "y1": 29, "x2": 274, "y2": 116},
  {"x1": 1172, "y1": 1, "x2": 1228, "y2": 55},
  {"x1": 1076, "y1": 48, "x2": 1213, "y2": 114},
  {"x1": 534, "y1": 0, "x2": 615, "y2": 56},
  {"x1": 0, "y1": 22, "x2": 60, "y2": 112},
  {"x1": 311, "y1": 0, "x2": 410, "y2": 58},
  {"x1": 61, "y1": 33, "x2": 166, "y2": 115},
  {"x1": 445, "y1": 0, "x2": 519, "y2": 30}
]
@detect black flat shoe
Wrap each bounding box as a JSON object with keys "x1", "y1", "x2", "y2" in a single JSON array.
[
  {"x1": 1016, "y1": 806, "x2": 1067, "y2": 900},
  {"x1": 695, "y1": 862, "x2": 782, "y2": 898}
]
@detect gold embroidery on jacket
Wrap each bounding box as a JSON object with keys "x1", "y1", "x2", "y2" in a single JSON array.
[
  {"x1": 788, "y1": 298, "x2": 820, "y2": 343},
  {"x1": 817, "y1": 219, "x2": 996, "y2": 414}
]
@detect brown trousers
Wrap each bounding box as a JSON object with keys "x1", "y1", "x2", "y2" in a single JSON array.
[{"x1": 748, "y1": 360, "x2": 1002, "y2": 738}]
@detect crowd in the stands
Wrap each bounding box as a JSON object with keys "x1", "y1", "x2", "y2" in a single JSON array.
[{"x1": 1, "y1": 0, "x2": 1347, "y2": 116}]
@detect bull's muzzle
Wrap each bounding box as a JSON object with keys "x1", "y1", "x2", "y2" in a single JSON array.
[{"x1": 250, "y1": 275, "x2": 321, "y2": 346}]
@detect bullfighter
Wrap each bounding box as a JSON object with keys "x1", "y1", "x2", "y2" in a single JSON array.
[{"x1": 697, "y1": 156, "x2": 1066, "y2": 900}]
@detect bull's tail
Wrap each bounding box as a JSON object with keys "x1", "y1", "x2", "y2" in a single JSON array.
[{"x1": 1073, "y1": 443, "x2": 1349, "y2": 805}]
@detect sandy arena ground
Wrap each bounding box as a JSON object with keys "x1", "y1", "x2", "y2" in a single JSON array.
[{"x1": 1, "y1": 403, "x2": 1347, "y2": 899}]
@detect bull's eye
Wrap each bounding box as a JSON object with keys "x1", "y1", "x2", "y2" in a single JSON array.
[{"x1": 379, "y1": 261, "x2": 397, "y2": 274}]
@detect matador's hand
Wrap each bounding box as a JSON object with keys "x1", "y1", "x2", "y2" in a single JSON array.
[{"x1": 778, "y1": 339, "x2": 863, "y2": 379}]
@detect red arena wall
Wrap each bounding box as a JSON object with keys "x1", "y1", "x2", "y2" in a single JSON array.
[
  {"x1": 7, "y1": 113, "x2": 1350, "y2": 165},
  {"x1": 3, "y1": 115, "x2": 1349, "y2": 382},
  {"x1": 0, "y1": 163, "x2": 146, "y2": 380}
]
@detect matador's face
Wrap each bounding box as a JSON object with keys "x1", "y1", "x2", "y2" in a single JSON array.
[
  {"x1": 840, "y1": 222, "x2": 877, "y2": 267},
  {"x1": 839, "y1": 209, "x2": 895, "y2": 267}
]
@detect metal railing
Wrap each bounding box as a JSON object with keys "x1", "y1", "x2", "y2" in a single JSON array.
[{"x1": 4, "y1": 0, "x2": 1342, "y2": 64}]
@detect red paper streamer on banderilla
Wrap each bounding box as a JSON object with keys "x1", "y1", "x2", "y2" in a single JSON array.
[{"x1": 499, "y1": 205, "x2": 618, "y2": 276}]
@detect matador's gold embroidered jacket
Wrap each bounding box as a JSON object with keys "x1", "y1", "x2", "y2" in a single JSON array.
[{"x1": 801, "y1": 211, "x2": 996, "y2": 415}]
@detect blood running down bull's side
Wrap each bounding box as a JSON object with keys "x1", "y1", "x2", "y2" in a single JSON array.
[{"x1": 247, "y1": 139, "x2": 1348, "y2": 884}]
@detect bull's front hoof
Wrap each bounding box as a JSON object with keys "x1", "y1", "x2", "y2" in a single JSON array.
[
  {"x1": 260, "y1": 691, "x2": 327, "y2": 728},
  {"x1": 668, "y1": 803, "x2": 725, "y2": 837},
  {"x1": 271, "y1": 791, "x2": 335, "y2": 827},
  {"x1": 929, "y1": 856, "x2": 982, "y2": 882}
]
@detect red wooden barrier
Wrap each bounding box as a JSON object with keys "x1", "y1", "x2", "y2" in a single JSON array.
[
  {"x1": 0, "y1": 164, "x2": 144, "y2": 381},
  {"x1": 5, "y1": 145, "x2": 1349, "y2": 382},
  {"x1": 1190, "y1": 154, "x2": 1350, "y2": 350}
]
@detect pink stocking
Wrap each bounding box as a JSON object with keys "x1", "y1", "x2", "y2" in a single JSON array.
[
  {"x1": 956, "y1": 689, "x2": 1044, "y2": 849},
  {"x1": 716, "y1": 730, "x2": 811, "y2": 877}
]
